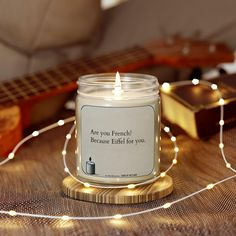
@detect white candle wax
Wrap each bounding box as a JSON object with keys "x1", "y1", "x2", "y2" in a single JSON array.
[{"x1": 76, "y1": 73, "x2": 160, "y2": 185}]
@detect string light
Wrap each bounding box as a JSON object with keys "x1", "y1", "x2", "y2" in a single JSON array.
[
  {"x1": 8, "y1": 210, "x2": 17, "y2": 216},
  {"x1": 160, "y1": 172, "x2": 166, "y2": 177},
  {"x1": 162, "y1": 203, "x2": 172, "y2": 209},
  {"x1": 219, "y1": 98, "x2": 225, "y2": 105},
  {"x1": 206, "y1": 184, "x2": 214, "y2": 189},
  {"x1": 219, "y1": 120, "x2": 224, "y2": 126},
  {"x1": 58, "y1": 120, "x2": 65, "y2": 126},
  {"x1": 211, "y1": 84, "x2": 218, "y2": 90},
  {"x1": 172, "y1": 159, "x2": 177, "y2": 164},
  {"x1": 84, "y1": 183, "x2": 91, "y2": 188},
  {"x1": 0, "y1": 81, "x2": 235, "y2": 221},
  {"x1": 127, "y1": 184, "x2": 136, "y2": 189},
  {"x1": 161, "y1": 82, "x2": 171, "y2": 92},
  {"x1": 171, "y1": 136, "x2": 176, "y2": 142},
  {"x1": 113, "y1": 214, "x2": 122, "y2": 219},
  {"x1": 32, "y1": 131, "x2": 39, "y2": 137},
  {"x1": 192, "y1": 78, "x2": 199, "y2": 85},
  {"x1": 174, "y1": 147, "x2": 179, "y2": 153},
  {"x1": 219, "y1": 143, "x2": 224, "y2": 149},
  {"x1": 61, "y1": 122, "x2": 179, "y2": 189},
  {"x1": 61, "y1": 215, "x2": 70, "y2": 221},
  {"x1": 226, "y1": 163, "x2": 231, "y2": 168},
  {"x1": 8, "y1": 153, "x2": 15, "y2": 160},
  {"x1": 164, "y1": 126, "x2": 170, "y2": 133},
  {"x1": 62, "y1": 150, "x2": 67, "y2": 155}
]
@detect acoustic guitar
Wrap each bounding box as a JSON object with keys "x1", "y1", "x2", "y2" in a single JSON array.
[{"x1": 0, "y1": 37, "x2": 233, "y2": 157}]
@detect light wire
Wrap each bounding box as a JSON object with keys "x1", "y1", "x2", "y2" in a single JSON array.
[{"x1": 0, "y1": 80, "x2": 235, "y2": 221}]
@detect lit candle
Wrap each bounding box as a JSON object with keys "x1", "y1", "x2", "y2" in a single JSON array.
[
  {"x1": 86, "y1": 157, "x2": 95, "y2": 175},
  {"x1": 76, "y1": 73, "x2": 160, "y2": 184}
]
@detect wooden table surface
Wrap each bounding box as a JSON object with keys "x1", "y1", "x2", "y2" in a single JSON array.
[{"x1": 0, "y1": 113, "x2": 236, "y2": 236}]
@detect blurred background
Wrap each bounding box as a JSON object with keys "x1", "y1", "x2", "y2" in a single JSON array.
[
  {"x1": 0, "y1": 0, "x2": 236, "y2": 147},
  {"x1": 1, "y1": 0, "x2": 236, "y2": 82}
]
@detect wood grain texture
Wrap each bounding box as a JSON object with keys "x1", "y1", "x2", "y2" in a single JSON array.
[
  {"x1": 62, "y1": 175, "x2": 173, "y2": 204},
  {"x1": 0, "y1": 106, "x2": 22, "y2": 156}
]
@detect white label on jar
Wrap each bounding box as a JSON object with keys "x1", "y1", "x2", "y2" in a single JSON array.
[{"x1": 80, "y1": 105, "x2": 155, "y2": 178}]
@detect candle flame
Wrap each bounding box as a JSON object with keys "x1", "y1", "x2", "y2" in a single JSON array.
[{"x1": 113, "y1": 72, "x2": 123, "y2": 96}]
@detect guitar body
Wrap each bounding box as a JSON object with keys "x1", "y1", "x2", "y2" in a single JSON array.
[
  {"x1": 0, "y1": 37, "x2": 233, "y2": 157},
  {"x1": 0, "y1": 106, "x2": 22, "y2": 156},
  {"x1": 0, "y1": 93, "x2": 70, "y2": 157}
]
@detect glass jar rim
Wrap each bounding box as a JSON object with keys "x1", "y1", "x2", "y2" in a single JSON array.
[
  {"x1": 77, "y1": 73, "x2": 159, "y2": 89},
  {"x1": 77, "y1": 73, "x2": 159, "y2": 99}
]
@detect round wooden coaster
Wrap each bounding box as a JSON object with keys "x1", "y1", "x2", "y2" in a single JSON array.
[{"x1": 62, "y1": 175, "x2": 173, "y2": 204}]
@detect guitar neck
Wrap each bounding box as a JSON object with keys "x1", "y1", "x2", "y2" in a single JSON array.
[
  {"x1": 0, "y1": 38, "x2": 234, "y2": 107},
  {"x1": 0, "y1": 46, "x2": 152, "y2": 107}
]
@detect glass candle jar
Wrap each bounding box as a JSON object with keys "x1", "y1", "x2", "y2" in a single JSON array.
[{"x1": 76, "y1": 73, "x2": 160, "y2": 185}]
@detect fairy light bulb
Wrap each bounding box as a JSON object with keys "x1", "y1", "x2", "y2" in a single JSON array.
[
  {"x1": 32, "y1": 131, "x2": 39, "y2": 137},
  {"x1": 211, "y1": 84, "x2": 218, "y2": 90},
  {"x1": 161, "y1": 82, "x2": 171, "y2": 92},
  {"x1": 219, "y1": 98, "x2": 225, "y2": 105},
  {"x1": 192, "y1": 78, "x2": 199, "y2": 85},
  {"x1": 219, "y1": 143, "x2": 224, "y2": 149},
  {"x1": 84, "y1": 183, "x2": 90, "y2": 188},
  {"x1": 58, "y1": 120, "x2": 65, "y2": 126},
  {"x1": 174, "y1": 147, "x2": 179, "y2": 153},
  {"x1": 64, "y1": 167, "x2": 69, "y2": 173},
  {"x1": 226, "y1": 163, "x2": 231, "y2": 168},
  {"x1": 127, "y1": 184, "x2": 135, "y2": 189},
  {"x1": 62, "y1": 150, "x2": 67, "y2": 155},
  {"x1": 8, "y1": 210, "x2": 17, "y2": 216},
  {"x1": 66, "y1": 134, "x2": 72, "y2": 140},
  {"x1": 171, "y1": 136, "x2": 176, "y2": 142},
  {"x1": 206, "y1": 184, "x2": 214, "y2": 189},
  {"x1": 163, "y1": 203, "x2": 172, "y2": 209},
  {"x1": 8, "y1": 152, "x2": 15, "y2": 159},
  {"x1": 172, "y1": 159, "x2": 177, "y2": 164},
  {"x1": 160, "y1": 172, "x2": 166, "y2": 177},
  {"x1": 219, "y1": 120, "x2": 224, "y2": 126},
  {"x1": 61, "y1": 215, "x2": 70, "y2": 221},
  {"x1": 164, "y1": 127, "x2": 170, "y2": 133},
  {"x1": 113, "y1": 214, "x2": 122, "y2": 219}
]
